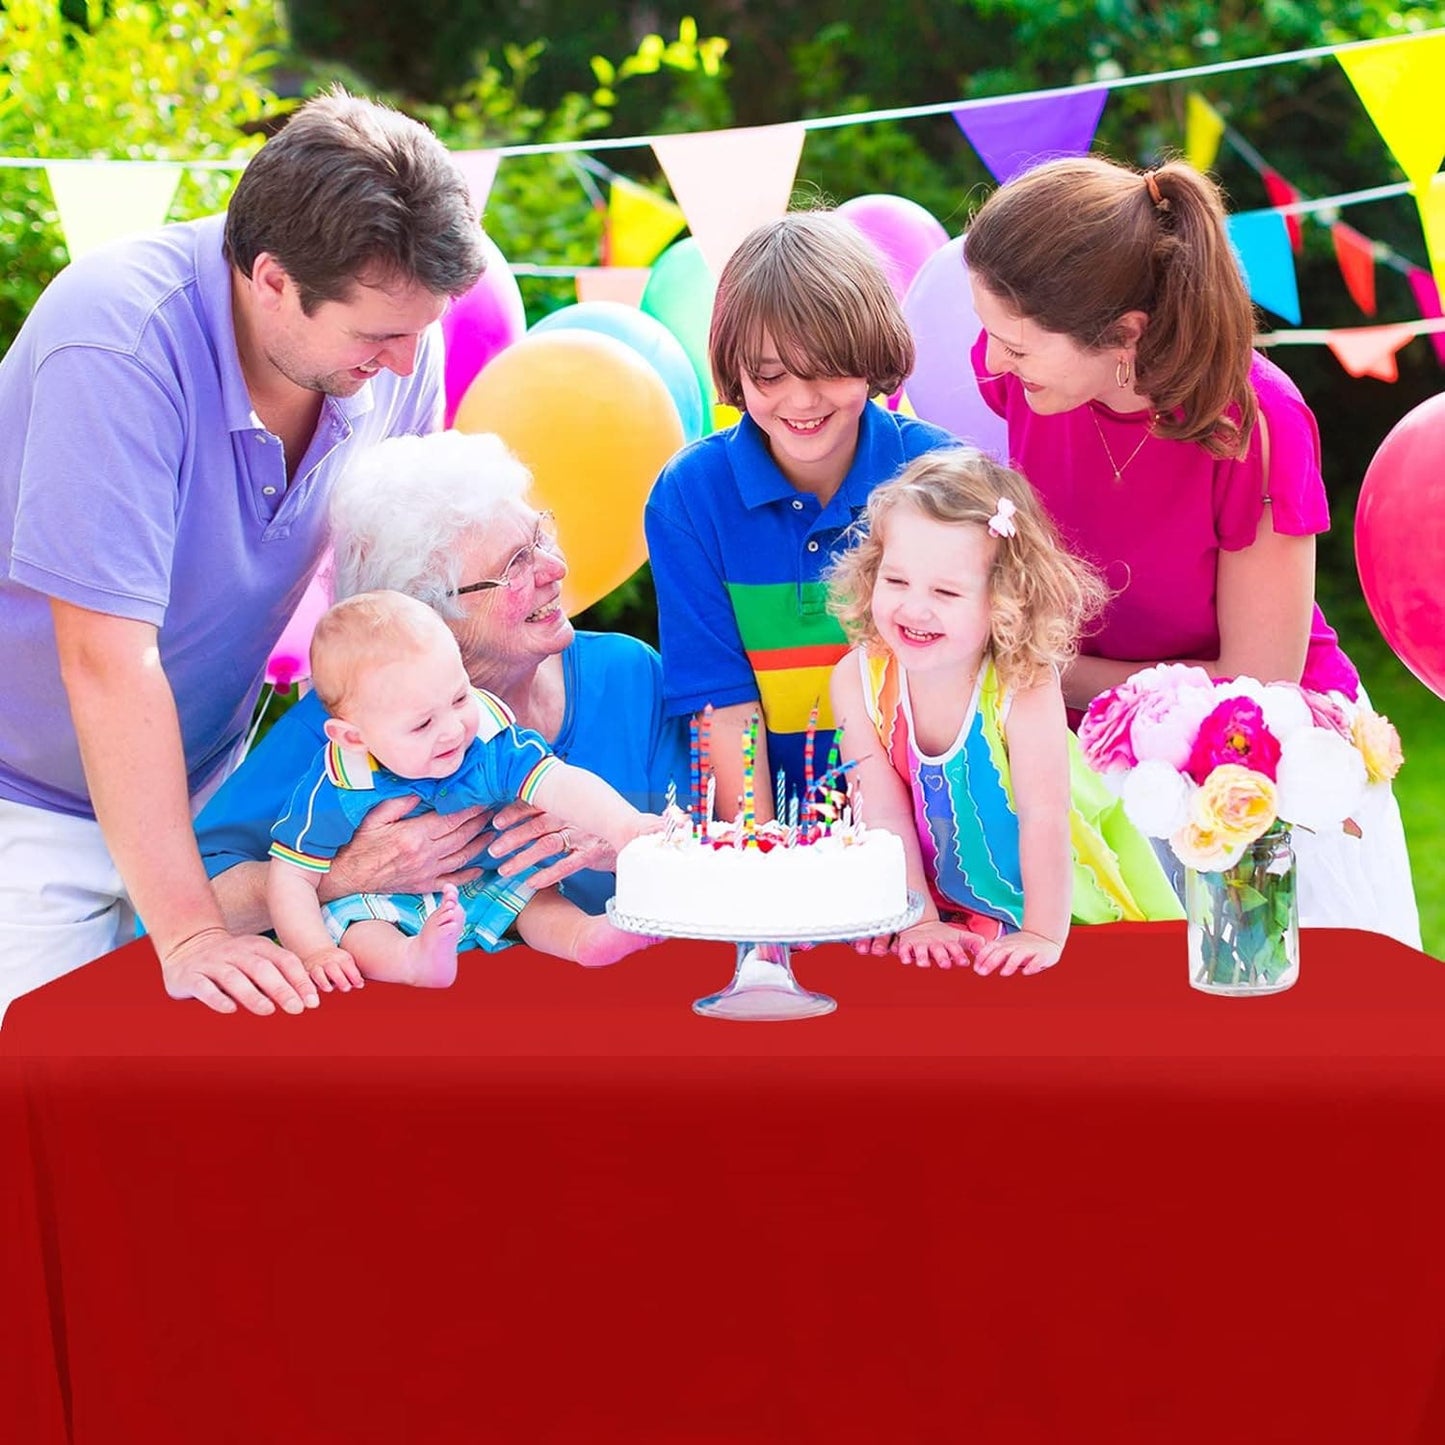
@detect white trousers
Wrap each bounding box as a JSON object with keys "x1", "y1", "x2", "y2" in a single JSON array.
[{"x1": 0, "y1": 798, "x2": 138, "y2": 1026}]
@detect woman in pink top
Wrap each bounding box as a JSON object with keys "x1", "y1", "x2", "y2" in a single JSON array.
[{"x1": 961, "y1": 155, "x2": 1418, "y2": 947}]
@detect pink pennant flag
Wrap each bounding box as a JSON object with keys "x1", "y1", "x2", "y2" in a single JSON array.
[
  {"x1": 574, "y1": 268, "x2": 651, "y2": 307},
  {"x1": 1325, "y1": 323, "x2": 1417, "y2": 382},
  {"x1": 652, "y1": 123, "x2": 806, "y2": 277},
  {"x1": 1331, "y1": 224, "x2": 1378, "y2": 316},
  {"x1": 452, "y1": 149, "x2": 502, "y2": 220},
  {"x1": 952, "y1": 87, "x2": 1108, "y2": 186},
  {"x1": 1261, "y1": 169, "x2": 1304, "y2": 254},
  {"x1": 1406, "y1": 266, "x2": 1445, "y2": 366}
]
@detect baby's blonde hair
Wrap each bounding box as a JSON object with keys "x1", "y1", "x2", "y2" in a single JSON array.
[
  {"x1": 309, "y1": 589, "x2": 454, "y2": 717},
  {"x1": 826, "y1": 448, "x2": 1109, "y2": 690}
]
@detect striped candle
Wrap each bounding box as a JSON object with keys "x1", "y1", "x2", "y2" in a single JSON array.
[
  {"x1": 803, "y1": 701, "x2": 819, "y2": 840},
  {"x1": 741, "y1": 709, "x2": 759, "y2": 839},
  {"x1": 699, "y1": 703, "x2": 713, "y2": 801},
  {"x1": 775, "y1": 768, "x2": 786, "y2": 825},
  {"x1": 689, "y1": 715, "x2": 701, "y2": 829}
]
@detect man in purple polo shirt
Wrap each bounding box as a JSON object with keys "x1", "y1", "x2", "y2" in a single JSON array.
[{"x1": 0, "y1": 89, "x2": 487, "y2": 1022}]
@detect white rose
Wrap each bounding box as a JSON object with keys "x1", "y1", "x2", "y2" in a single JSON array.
[
  {"x1": 1121, "y1": 760, "x2": 1196, "y2": 838},
  {"x1": 1258, "y1": 684, "x2": 1314, "y2": 743},
  {"x1": 1275, "y1": 728, "x2": 1368, "y2": 830}
]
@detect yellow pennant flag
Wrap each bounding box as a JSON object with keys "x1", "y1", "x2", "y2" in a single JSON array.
[
  {"x1": 46, "y1": 161, "x2": 184, "y2": 262},
  {"x1": 1417, "y1": 174, "x2": 1445, "y2": 291},
  {"x1": 1185, "y1": 93, "x2": 1226, "y2": 174},
  {"x1": 1337, "y1": 33, "x2": 1445, "y2": 194},
  {"x1": 607, "y1": 178, "x2": 686, "y2": 269}
]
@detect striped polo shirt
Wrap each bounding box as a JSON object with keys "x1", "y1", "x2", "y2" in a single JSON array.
[{"x1": 645, "y1": 404, "x2": 953, "y2": 801}]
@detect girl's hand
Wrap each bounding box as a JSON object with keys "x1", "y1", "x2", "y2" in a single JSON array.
[
  {"x1": 303, "y1": 945, "x2": 364, "y2": 993},
  {"x1": 972, "y1": 930, "x2": 1063, "y2": 977},
  {"x1": 894, "y1": 920, "x2": 981, "y2": 970}
]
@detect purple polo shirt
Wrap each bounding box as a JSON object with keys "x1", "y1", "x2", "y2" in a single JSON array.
[{"x1": 0, "y1": 214, "x2": 444, "y2": 818}]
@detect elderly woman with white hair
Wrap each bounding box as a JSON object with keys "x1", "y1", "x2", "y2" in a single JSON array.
[{"x1": 195, "y1": 429, "x2": 687, "y2": 956}]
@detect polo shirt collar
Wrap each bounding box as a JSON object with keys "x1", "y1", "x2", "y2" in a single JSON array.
[
  {"x1": 726, "y1": 402, "x2": 899, "y2": 518},
  {"x1": 196, "y1": 213, "x2": 377, "y2": 436}
]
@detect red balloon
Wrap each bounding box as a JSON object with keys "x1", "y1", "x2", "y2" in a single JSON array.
[{"x1": 1355, "y1": 392, "x2": 1445, "y2": 700}]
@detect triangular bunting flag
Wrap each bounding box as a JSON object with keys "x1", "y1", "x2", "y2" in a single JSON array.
[
  {"x1": 1261, "y1": 169, "x2": 1303, "y2": 253},
  {"x1": 1417, "y1": 174, "x2": 1445, "y2": 289},
  {"x1": 575, "y1": 267, "x2": 651, "y2": 307},
  {"x1": 1331, "y1": 223, "x2": 1378, "y2": 316},
  {"x1": 1185, "y1": 93, "x2": 1226, "y2": 173},
  {"x1": 651, "y1": 124, "x2": 805, "y2": 277},
  {"x1": 1225, "y1": 211, "x2": 1301, "y2": 325},
  {"x1": 1406, "y1": 265, "x2": 1445, "y2": 366},
  {"x1": 1324, "y1": 323, "x2": 1416, "y2": 382},
  {"x1": 46, "y1": 161, "x2": 183, "y2": 263},
  {"x1": 452, "y1": 150, "x2": 501, "y2": 219},
  {"x1": 1337, "y1": 33, "x2": 1445, "y2": 193},
  {"x1": 607, "y1": 178, "x2": 686, "y2": 269},
  {"x1": 952, "y1": 87, "x2": 1108, "y2": 186}
]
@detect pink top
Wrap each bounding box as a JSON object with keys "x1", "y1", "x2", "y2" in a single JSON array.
[{"x1": 971, "y1": 333, "x2": 1358, "y2": 699}]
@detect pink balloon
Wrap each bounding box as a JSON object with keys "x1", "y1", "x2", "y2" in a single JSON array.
[
  {"x1": 1355, "y1": 393, "x2": 1445, "y2": 701},
  {"x1": 838, "y1": 193, "x2": 949, "y2": 304},
  {"x1": 900, "y1": 236, "x2": 1008, "y2": 457},
  {"x1": 266, "y1": 560, "x2": 332, "y2": 688},
  {"x1": 439, "y1": 232, "x2": 526, "y2": 427}
]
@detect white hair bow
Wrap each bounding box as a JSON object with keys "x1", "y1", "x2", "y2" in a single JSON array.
[{"x1": 987, "y1": 497, "x2": 1018, "y2": 539}]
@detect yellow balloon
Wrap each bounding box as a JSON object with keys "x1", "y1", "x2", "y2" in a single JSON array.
[{"x1": 453, "y1": 330, "x2": 686, "y2": 615}]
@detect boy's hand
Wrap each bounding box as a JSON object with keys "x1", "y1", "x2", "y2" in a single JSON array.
[
  {"x1": 893, "y1": 920, "x2": 981, "y2": 970},
  {"x1": 972, "y1": 929, "x2": 1063, "y2": 977},
  {"x1": 303, "y1": 945, "x2": 364, "y2": 993}
]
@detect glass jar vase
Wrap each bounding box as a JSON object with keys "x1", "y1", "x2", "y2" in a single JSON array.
[{"x1": 1185, "y1": 823, "x2": 1299, "y2": 996}]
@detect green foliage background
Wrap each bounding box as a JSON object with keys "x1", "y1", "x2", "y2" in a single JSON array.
[{"x1": 2, "y1": 0, "x2": 1442, "y2": 949}]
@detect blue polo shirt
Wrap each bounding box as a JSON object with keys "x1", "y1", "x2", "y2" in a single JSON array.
[
  {"x1": 0, "y1": 214, "x2": 444, "y2": 817},
  {"x1": 644, "y1": 403, "x2": 953, "y2": 802}
]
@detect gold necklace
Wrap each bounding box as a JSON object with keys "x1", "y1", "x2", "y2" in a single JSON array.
[{"x1": 1090, "y1": 408, "x2": 1154, "y2": 483}]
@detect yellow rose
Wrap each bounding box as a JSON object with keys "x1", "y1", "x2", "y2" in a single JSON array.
[
  {"x1": 1351, "y1": 708, "x2": 1404, "y2": 783},
  {"x1": 1190, "y1": 765, "x2": 1278, "y2": 846},
  {"x1": 1170, "y1": 820, "x2": 1247, "y2": 872}
]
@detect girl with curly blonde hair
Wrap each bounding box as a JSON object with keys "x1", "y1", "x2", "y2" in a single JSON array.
[{"x1": 827, "y1": 448, "x2": 1180, "y2": 976}]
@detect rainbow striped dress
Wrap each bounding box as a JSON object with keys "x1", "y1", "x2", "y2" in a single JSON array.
[{"x1": 859, "y1": 651, "x2": 1183, "y2": 934}]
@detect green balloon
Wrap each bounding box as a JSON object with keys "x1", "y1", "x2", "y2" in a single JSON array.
[{"x1": 640, "y1": 237, "x2": 717, "y2": 438}]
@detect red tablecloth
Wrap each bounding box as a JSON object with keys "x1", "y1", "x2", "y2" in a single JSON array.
[{"x1": 5, "y1": 925, "x2": 1445, "y2": 1444}]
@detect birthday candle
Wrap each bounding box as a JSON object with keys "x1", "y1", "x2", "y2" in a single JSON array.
[
  {"x1": 803, "y1": 701, "x2": 818, "y2": 839},
  {"x1": 775, "y1": 767, "x2": 786, "y2": 825},
  {"x1": 689, "y1": 716, "x2": 701, "y2": 828},
  {"x1": 699, "y1": 703, "x2": 713, "y2": 802},
  {"x1": 665, "y1": 778, "x2": 677, "y2": 814},
  {"x1": 703, "y1": 772, "x2": 716, "y2": 831},
  {"x1": 741, "y1": 709, "x2": 758, "y2": 839}
]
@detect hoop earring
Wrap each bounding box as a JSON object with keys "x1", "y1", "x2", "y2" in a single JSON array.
[{"x1": 1115, "y1": 355, "x2": 1132, "y2": 389}]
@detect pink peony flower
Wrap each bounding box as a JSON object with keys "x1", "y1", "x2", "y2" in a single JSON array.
[
  {"x1": 1185, "y1": 697, "x2": 1282, "y2": 785},
  {"x1": 1298, "y1": 687, "x2": 1353, "y2": 738},
  {"x1": 1130, "y1": 684, "x2": 1217, "y2": 770},
  {"x1": 1079, "y1": 663, "x2": 1212, "y2": 774}
]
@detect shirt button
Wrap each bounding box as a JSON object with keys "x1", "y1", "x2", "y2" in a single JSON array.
[
  {"x1": 806, "y1": 540, "x2": 820, "y2": 553},
  {"x1": 792, "y1": 499, "x2": 804, "y2": 510},
  {"x1": 262, "y1": 485, "x2": 277, "y2": 496}
]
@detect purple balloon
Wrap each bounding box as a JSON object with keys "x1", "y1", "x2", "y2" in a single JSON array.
[
  {"x1": 901, "y1": 235, "x2": 1008, "y2": 459},
  {"x1": 439, "y1": 232, "x2": 526, "y2": 427},
  {"x1": 838, "y1": 193, "x2": 949, "y2": 304}
]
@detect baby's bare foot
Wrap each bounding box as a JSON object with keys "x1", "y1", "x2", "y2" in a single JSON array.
[
  {"x1": 402, "y1": 884, "x2": 464, "y2": 987},
  {"x1": 574, "y1": 918, "x2": 662, "y2": 968}
]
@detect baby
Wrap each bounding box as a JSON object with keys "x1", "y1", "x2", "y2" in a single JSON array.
[{"x1": 268, "y1": 590, "x2": 658, "y2": 990}]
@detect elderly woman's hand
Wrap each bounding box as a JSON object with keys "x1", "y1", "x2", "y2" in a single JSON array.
[
  {"x1": 321, "y1": 795, "x2": 496, "y2": 900},
  {"x1": 486, "y1": 799, "x2": 617, "y2": 890}
]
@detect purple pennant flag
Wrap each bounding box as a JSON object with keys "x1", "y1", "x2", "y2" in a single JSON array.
[
  {"x1": 952, "y1": 87, "x2": 1109, "y2": 186},
  {"x1": 1406, "y1": 266, "x2": 1445, "y2": 368}
]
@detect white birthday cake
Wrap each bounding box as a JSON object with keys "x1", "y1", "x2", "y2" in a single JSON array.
[{"x1": 612, "y1": 813, "x2": 909, "y2": 938}]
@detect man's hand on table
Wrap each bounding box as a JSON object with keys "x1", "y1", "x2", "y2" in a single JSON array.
[{"x1": 162, "y1": 927, "x2": 320, "y2": 1015}]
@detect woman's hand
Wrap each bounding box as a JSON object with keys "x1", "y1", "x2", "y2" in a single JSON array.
[
  {"x1": 323, "y1": 796, "x2": 495, "y2": 900},
  {"x1": 893, "y1": 920, "x2": 981, "y2": 969},
  {"x1": 972, "y1": 929, "x2": 1063, "y2": 977},
  {"x1": 486, "y1": 799, "x2": 616, "y2": 890}
]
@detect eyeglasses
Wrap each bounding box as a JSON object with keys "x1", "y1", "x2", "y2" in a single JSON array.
[{"x1": 451, "y1": 512, "x2": 561, "y2": 596}]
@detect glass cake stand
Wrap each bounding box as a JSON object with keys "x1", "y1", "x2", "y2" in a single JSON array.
[{"x1": 606, "y1": 891, "x2": 925, "y2": 1021}]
